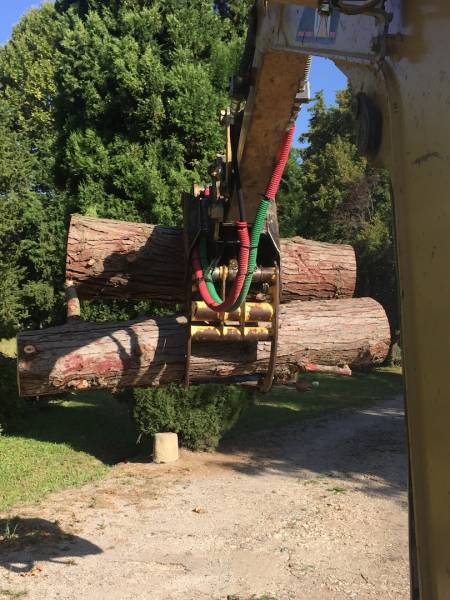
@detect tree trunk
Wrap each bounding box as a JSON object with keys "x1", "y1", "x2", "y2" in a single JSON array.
[
  {"x1": 65, "y1": 215, "x2": 356, "y2": 303},
  {"x1": 17, "y1": 298, "x2": 390, "y2": 397}
]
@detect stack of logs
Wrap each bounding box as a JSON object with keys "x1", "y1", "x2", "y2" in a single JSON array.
[{"x1": 17, "y1": 216, "x2": 391, "y2": 396}]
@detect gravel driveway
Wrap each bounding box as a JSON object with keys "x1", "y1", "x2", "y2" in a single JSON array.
[{"x1": 0, "y1": 395, "x2": 409, "y2": 600}]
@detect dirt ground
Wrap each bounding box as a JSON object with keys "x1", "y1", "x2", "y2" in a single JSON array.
[{"x1": 0, "y1": 396, "x2": 409, "y2": 600}]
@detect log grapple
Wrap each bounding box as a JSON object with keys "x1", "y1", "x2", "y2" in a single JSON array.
[{"x1": 182, "y1": 116, "x2": 295, "y2": 390}]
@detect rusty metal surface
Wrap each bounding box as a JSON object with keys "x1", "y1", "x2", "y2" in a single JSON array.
[
  {"x1": 191, "y1": 301, "x2": 273, "y2": 323},
  {"x1": 259, "y1": 263, "x2": 280, "y2": 392},
  {"x1": 191, "y1": 325, "x2": 271, "y2": 343},
  {"x1": 184, "y1": 266, "x2": 192, "y2": 388},
  {"x1": 209, "y1": 265, "x2": 276, "y2": 285},
  {"x1": 183, "y1": 194, "x2": 194, "y2": 387}
]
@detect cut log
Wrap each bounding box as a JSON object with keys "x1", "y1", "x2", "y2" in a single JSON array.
[
  {"x1": 302, "y1": 363, "x2": 352, "y2": 376},
  {"x1": 66, "y1": 216, "x2": 185, "y2": 304},
  {"x1": 17, "y1": 298, "x2": 390, "y2": 397},
  {"x1": 65, "y1": 215, "x2": 356, "y2": 303}
]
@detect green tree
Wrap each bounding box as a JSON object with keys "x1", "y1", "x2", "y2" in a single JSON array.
[
  {"x1": 0, "y1": 98, "x2": 67, "y2": 337},
  {"x1": 214, "y1": 0, "x2": 255, "y2": 34},
  {"x1": 0, "y1": 5, "x2": 62, "y2": 186},
  {"x1": 0, "y1": 6, "x2": 67, "y2": 335},
  {"x1": 0, "y1": 0, "x2": 248, "y2": 334},
  {"x1": 277, "y1": 149, "x2": 306, "y2": 238},
  {"x1": 278, "y1": 89, "x2": 398, "y2": 331},
  {"x1": 54, "y1": 0, "x2": 244, "y2": 224}
]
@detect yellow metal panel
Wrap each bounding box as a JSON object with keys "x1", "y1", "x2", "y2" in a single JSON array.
[
  {"x1": 191, "y1": 325, "x2": 271, "y2": 342},
  {"x1": 251, "y1": 1, "x2": 450, "y2": 594},
  {"x1": 191, "y1": 301, "x2": 274, "y2": 322},
  {"x1": 381, "y1": 4, "x2": 450, "y2": 597},
  {"x1": 334, "y1": 2, "x2": 450, "y2": 597}
]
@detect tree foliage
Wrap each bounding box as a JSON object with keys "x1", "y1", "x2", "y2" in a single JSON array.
[
  {"x1": 278, "y1": 89, "x2": 398, "y2": 331},
  {"x1": 52, "y1": 0, "x2": 246, "y2": 224},
  {"x1": 132, "y1": 383, "x2": 253, "y2": 451},
  {"x1": 0, "y1": 7, "x2": 67, "y2": 336},
  {"x1": 0, "y1": 0, "x2": 246, "y2": 334}
]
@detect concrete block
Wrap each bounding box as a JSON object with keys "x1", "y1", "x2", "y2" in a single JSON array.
[{"x1": 153, "y1": 432, "x2": 179, "y2": 463}]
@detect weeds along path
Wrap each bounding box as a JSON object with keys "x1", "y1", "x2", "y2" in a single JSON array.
[{"x1": 0, "y1": 396, "x2": 408, "y2": 600}]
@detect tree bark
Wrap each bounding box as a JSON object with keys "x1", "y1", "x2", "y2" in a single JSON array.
[
  {"x1": 17, "y1": 298, "x2": 390, "y2": 397},
  {"x1": 65, "y1": 215, "x2": 356, "y2": 303}
]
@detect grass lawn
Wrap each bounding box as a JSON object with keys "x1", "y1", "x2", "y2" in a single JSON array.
[
  {"x1": 0, "y1": 392, "x2": 137, "y2": 512},
  {"x1": 231, "y1": 367, "x2": 403, "y2": 436},
  {"x1": 1, "y1": 338, "x2": 138, "y2": 511}
]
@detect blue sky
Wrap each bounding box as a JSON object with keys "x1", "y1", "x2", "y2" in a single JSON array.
[
  {"x1": 0, "y1": 1, "x2": 347, "y2": 145},
  {"x1": 294, "y1": 56, "x2": 347, "y2": 146},
  {"x1": 0, "y1": 1, "x2": 47, "y2": 45}
]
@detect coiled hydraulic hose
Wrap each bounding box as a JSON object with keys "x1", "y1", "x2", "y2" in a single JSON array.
[
  {"x1": 225, "y1": 124, "x2": 295, "y2": 311},
  {"x1": 265, "y1": 124, "x2": 295, "y2": 201},
  {"x1": 192, "y1": 221, "x2": 249, "y2": 311},
  {"x1": 193, "y1": 124, "x2": 295, "y2": 312},
  {"x1": 226, "y1": 196, "x2": 271, "y2": 311}
]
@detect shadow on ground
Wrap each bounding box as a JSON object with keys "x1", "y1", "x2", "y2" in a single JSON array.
[
  {"x1": 217, "y1": 394, "x2": 407, "y2": 503},
  {"x1": 0, "y1": 517, "x2": 102, "y2": 573},
  {"x1": 10, "y1": 391, "x2": 138, "y2": 465}
]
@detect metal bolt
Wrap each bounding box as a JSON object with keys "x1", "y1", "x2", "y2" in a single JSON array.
[{"x1": 318, "y1": 1, "x2": 331, "y2": 16}]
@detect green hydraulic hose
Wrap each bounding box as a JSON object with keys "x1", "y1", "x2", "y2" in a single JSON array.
[
  {"x1": 199, "y1": 197, "x2": 271, "y2": 311},
  {"x1": 199, "y1": 235, "x2": 222, "y2": 304},
  {"x1": 227, "y1": 197, "x2": 271, "y2": 311},
  {"x1": 196, "y1": 125, "x2": 294, "y2": 312}
]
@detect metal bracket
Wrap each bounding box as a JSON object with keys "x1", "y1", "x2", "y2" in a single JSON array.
[
  {"x1": 259, "y1": 262, "x2": 280, "y2": 392},
  {"x1": 182, "y1": 191, "x2": 195, "y2": 388},
  {"x1": 184, "y1": 263, "x2": 192, "y2": 388}
]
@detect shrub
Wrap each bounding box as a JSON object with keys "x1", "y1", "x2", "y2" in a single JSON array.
[
  {"x1": 132, "y1": 384, "x2": 253, "y2": 451},
  {"x1": 0, "y1": 353, "x2": 24, "y2": 432}
]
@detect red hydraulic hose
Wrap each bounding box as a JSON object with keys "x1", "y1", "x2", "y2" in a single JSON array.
[
  {"x1": 191, "y1": 221, "x2": 250, "y2": 311},
  {"x1": 265, "y1": 125, "x2": 295, "y2": 200},
  {"x1": 192, "y1": 124, "x2": 295, "y2": 312}
]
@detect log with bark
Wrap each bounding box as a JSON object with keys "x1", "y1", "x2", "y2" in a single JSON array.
[
  {"x1": 17, "y1": 298, "x2": 390, "y2": 397},
  {"x1": 65, "y1": 215, "x2": 357, "y2": 303}
]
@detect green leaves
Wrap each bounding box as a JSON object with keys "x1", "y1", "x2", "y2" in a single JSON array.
[
  {"x1": 133, "y1": 384, "x2": 253, "y2": 451},
  {"x1": 278, "y1": 88, "x2": 398, "y2": 331},
  {"x1": 0, "y1": 5, "x2": 60, "y2": 139},
  {"x1": 0, "y1": 186, "x2": 67, "y2": 335},
  {"x1": 54, "y1": 0, "x2": 240, "y2": 225},
  {"x1": 0, "y1": 0, "x2": 249, "y2": 333}
]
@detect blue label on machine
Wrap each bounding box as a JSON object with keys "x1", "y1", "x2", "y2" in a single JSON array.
[{"x1": 296, "y1": 8, "x2": 340, "y2": 46}]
